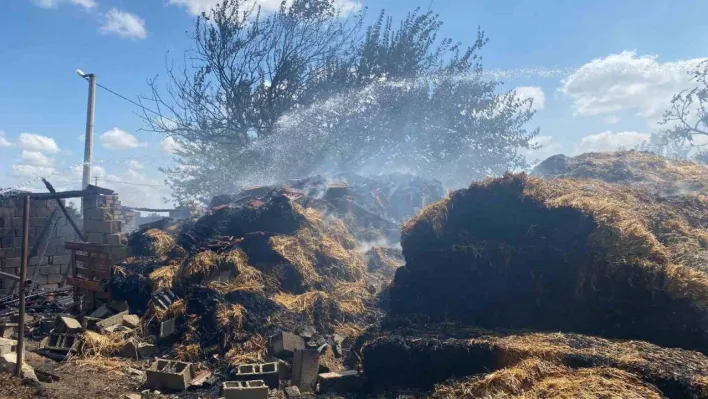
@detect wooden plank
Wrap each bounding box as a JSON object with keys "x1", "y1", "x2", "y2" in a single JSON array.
[
  {"x1": 65, "y1": 242, "x2": 111, "y2": 254},
  {"x1": 65, "y1": 277, "x2": 105, "y2": 292}
]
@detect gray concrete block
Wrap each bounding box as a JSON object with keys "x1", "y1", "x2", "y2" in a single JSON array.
[
  {"x1": 233, "y1": 362, "x2": 279, "y2": 389},
  {"x1": 145, "y1": 359, "x2": 195, "y2": 391},
  {"x1": 292, "y1": 349, "x2": 320, "y2": 393},
  {"x1": 55, "y1": 316, "x2": 82, "y2": 333},
  {"x1": 221, "y1": 380, "x2": 268, "y2": 399},
  {"x1": 317, "y1": 370, "x2": 360, "y2": 394},
  {"x1": 160, "y1": 318, "x2": 176, "y2": 338},
  {"x1": 269, "y1": 331, "x2": 305, "y2": 358}
]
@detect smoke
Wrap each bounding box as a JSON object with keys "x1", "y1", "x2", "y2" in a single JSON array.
[{"x1": 222, "y1": 71, "x2": 535, "y2": 192}]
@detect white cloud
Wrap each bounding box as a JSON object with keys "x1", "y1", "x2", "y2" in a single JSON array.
[
  {"x1": 99, "y1": 128, "x2": 146, "y2": 149},
  {"x1": 603, "y1": 115, "x2": 621, "y2": 125},
  {"x1": 100, "y1": 169, "x2": 172, "y2": 208},
  {"x1": 575, "y1": 131, "x2": 651, "y2": 154},
  {"x1": 33, "y1": 0, "x2": 97, "y2": 9},
  {"x1": 514, "y1": 86, "x2": 546, "y2": 111},
  {"x1": 18, "y1": 133, "x2": 59, "y2": 153},
  {"x1": 128, "y1": 160, "x2": 144, "y2": 169},
  {"x1": 11, "y1": 164, "x2": 56, "y2": 178},
  {"x1": 0, "y1": 131, "x2": 12, "y2": 147},
  {"x1": 561, "y1": 51, "x2": 707, "y2": 124},
  {"x1": 160, "y1": 136, "x2": 182, "y2": 154},
  {"x1": 168, "y1": 0, "x2": 360, "y2": 16},
  {"x1": 99, "y1": 9, "x2": 147, "y2": 39},
  {"x1": 20, "y1": 151, "x2": 53, "y2": 166},
  {"x1": 522, "y1": 135, "x2": 562, "y2": 164}
]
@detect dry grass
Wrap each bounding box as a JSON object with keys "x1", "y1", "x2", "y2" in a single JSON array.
[
  {"x1": 62, "y1": 357, "x2": 133, "y2": 377},
  {"x1": 216, "y1": 303, "x2": 245, "y2": 331},
  {"x1": 273, "y1": 291, "x2": 331, "y2": 313},
  {"x1": 270, "y1": 234, "x2": 322, "y2": 287},
  {"x1": 225, "y1": 335, "x2": 268, "y2": 366},
  {"x1": 334, "y1": 322, "x2": 366, "y2": 338},
  {"x1": 431, "y1": 359, "x2": 663, "y2": 399},
  {"x1": 209, "y1": 264, "x2": 267, "y2": 295},
  {"x1": 148, "y1": 264, "x2": 178, "y2": 291},
  {"x1": 78, "y1": 331, "x2": 129, "y2": 358},
  {"x1": 144, "y1": 228, "x2": 176, "y2": 257},
  {"x1": 175, "y1": 343, "x2": 202, "y2": 363},
  {"x1": 178, "y1": 250, "x2": 221, "y2": 283}
]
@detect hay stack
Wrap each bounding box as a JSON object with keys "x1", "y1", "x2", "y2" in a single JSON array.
[
  {"x1": 392, "y1": 173, "x2": 708, "y2": 353},
  {"x1": 357, "y1": 324, "x2": 708, "y2": 398},
  {"x1": 532, "y1": 151, "x2": 708, "y2": 195},
  {"x1": 430, "y1": 359, "x2": 663, "y2": 399}
]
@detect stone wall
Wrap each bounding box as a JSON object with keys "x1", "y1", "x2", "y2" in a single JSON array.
[{"x1": 0, "y1": 196, "x2": 80, "y2": 295}]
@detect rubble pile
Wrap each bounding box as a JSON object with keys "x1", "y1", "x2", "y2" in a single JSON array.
[{"x1": 92, "y1": 173, "x2": 441, "y2": 395}]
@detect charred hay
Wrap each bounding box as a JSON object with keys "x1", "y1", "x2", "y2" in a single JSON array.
[
  {"x1": 391, "y1": 173, "x2": 708, "y2": 353},
  {"x1": 532, "y1": 150, "x2": 708, "y2": 195},
  {"x1": 355, "y1": 323, "x2": 708, "y2": 398},
  {"x1": 106, "y1": 174, "x2": 419, "y2": 378}
]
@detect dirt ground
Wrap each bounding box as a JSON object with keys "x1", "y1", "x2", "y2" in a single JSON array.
[{"x1": 5, "y1": 339, "x2": 145, "y2": 399}]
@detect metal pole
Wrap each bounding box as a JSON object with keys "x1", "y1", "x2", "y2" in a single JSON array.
[
  {"x1": 15, "y1": 195, "x2": 29, "y2": 377},
  {"x1": 82, "y1": 73, "x2": 96, "y2": 191}
]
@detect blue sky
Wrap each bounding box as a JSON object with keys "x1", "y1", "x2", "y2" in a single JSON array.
[{"x1": 1, "y1": 0, "x2": 707, "y2": 207}]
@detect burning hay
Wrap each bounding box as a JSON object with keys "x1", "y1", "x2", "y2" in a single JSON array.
[{"x1": 392, "y1": 173, "x2": 708, "y2": 353}]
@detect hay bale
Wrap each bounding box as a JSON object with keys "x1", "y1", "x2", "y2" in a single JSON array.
[
  {"x1": 129, "y1": 228, "x2": 178, "y2": 258},
  {"x1": 392, "y1": 173, "x2": 708, "y2": 353},
  {"x1": 431, "y1": 359, "x2": 663, "y2": 399},
  {"x1": 532, "y1": 150, "x2": 708, "y2": 195},
  {"x1": 357, "y1": 325, "x2": 708, "y2": 398}
]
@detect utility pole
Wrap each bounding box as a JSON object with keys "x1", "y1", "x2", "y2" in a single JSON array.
[{"x1": 77, "y1": 70, "x2": 96, "y2": 191}]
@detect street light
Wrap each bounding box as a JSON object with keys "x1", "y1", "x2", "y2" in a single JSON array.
[{"x1": 77, "y1": 69, "x2": 96, "y2": 191}]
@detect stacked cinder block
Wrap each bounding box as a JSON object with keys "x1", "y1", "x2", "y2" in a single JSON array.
[
  {"x1": 0, "y1": 196, "x2": 80, "y2": 294},
  {"x1": 82, "y1": 193, "x2": 128, "y2": 264},
  {"x1": 121, "y1": 208, "x2": 137, "y2": 233}
]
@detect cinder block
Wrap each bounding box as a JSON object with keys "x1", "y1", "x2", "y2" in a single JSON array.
[
  {"x1": 96, "y1": 310, "x2": 128, "y2": 330},
  {"x1": 317, "y1": 370, "x2": 360, "y2": 394},
  {"x1": 107, "y1": 233, "x2": 128, "y2": 246},
  {"x1": 284, "y1": 385, "x2": 301, "y2": 399},
  {"x1": 160, "y1": 318, "x2": 176, "y2": 338},
  {"x1": 47, "y1": 274, "x2": 64, "y2": 284},
  {"x1": 292, "y1": 349, "x2": 320, "y2": 393},
  {"x1": 269, "y1": 332, "x2": 305, "y2": 358},
  {"x1": 41, "y1": 332, "x2": 78, "y2": 355},
  {"x1": 122, "y1": 314, "x2": 140, "y2": 329},
  {"x1": 221, "y1": 380, "x2": 268, "y2": 399},
  {"x1": 85, "y1": 232, "x2": 106, "y2": 244},
  {"x1": 0, "y1": 323, "x2": 18, "y2": 339},
  {"x1": 233, "y1": 362, "x2": 279, "y2": 389},
  {"x1": 0, "y1": 337, "x2": 16, "y2": 355},
  {"x1": 54, "y1": 316, "x2": 82, "y2": 333},
  {"x1": 145, "y1": 359, "x2": 195, "y2": 391}
]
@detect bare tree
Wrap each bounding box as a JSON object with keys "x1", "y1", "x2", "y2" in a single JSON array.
[{"x1": 661, "y1": 59, "x2": 708, "y2": 144}]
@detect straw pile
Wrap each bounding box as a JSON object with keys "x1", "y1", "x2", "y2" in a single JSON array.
[
  {"x1": 110, "y1": 176, "x2": 417, "y2": 370},
  {"x1": 430, "y1": 359, "x2": 663, "y2": 399},
  {"x1": 532, "y1": 150, "x2": 708, "y2": 195},
  {"x1": 392, "y1": 173, "x2": 708, "y2": 353},
  {"x1": 356, "y1": 323, "x2": 708, "y2": 398}
]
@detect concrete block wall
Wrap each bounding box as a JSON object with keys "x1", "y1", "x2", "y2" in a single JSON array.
[
  {"x1": 0, "y1": 196, "x2": 80, "y2": 295},
  {"x1": 82, "y1": 193, "x2": 129, "y2": 264}
]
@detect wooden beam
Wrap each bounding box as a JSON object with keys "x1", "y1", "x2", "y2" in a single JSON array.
[{"x1": 41, "y1": 179, "x2": 87, "y2": 242}]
